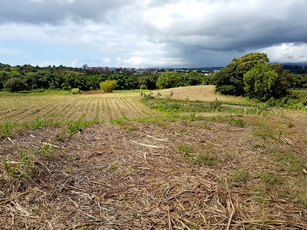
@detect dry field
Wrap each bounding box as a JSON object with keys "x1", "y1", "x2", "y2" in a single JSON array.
[
  {"x1": 153, "y1": 85, "x2": 245, "y2": 102},
  {"x1": 0, "y1": 86, "x2": 307, "y2": 229},
  {"x1": 0, "y1": 92, "x2": 162, "y2": 124}
]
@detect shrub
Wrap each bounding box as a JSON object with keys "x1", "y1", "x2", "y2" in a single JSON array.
[
  {"x1": 4, "y1": 77, "x2": 28, "y2": 92},
  {"x1": 100, "y1": 80, "x2": 117, "y2": 93},
  {"x1": 71, "y1": 88, "x2": 81, "y2": 94},
  {"x1": 216, "y1": 85, "x2": 237, "y2": 95},
  {"x1": 140, "y1": 84, "x2": 147, "y2": 90}
]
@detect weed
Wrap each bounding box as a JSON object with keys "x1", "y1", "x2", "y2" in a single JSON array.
[
  {"x1": 4, "y1": 149, "x2": 34, "y2": 178},
  {"x1": 55, "y1": 125, "x2": 67, "y2": 140},
  {"x1": 210, "y1": 99, "x2": 222, "y2": 111},
  {"x1": 253, "y1": 186, "x2": 269, "y2": 203},
  {"x1": 230, "y1": 168, "x2": 250, "y2": 187},
  {"x1": 125, "y1": 124, "x2": 136, "y2": 132},
  {"x1": 254, "y1": 143, "x2": 264, "y2": 149},
  {"x1": 292, "y1": 184, "x2": 307, "y2": 208},
  {"x1": 71, "y1": 88, "x2": 81, "y2": 94},
  {"x1": 24, "y1": 117, "x2": 50, "y2": 129},
  {"x1": 253, "y1": 124, "x2": 275, "y2": 140},
  {"x1": 116, "y1": 121, "x2": 137, "y2": 132},
  {"x1": 109, "y1": 163, "x2": 118, "y2": 170},
  {"x1": 287, "y1": 121, "x2": 294, "y2": 128},
  {"x1": 177, "y1": 144, "x2": 194, "y2": 158},
  {"x1": 110, "y1": 117, "x2": 128, "y2": 125},
  {"x1": 167, "y1": 90, "x2": 174, "y2": 98},
  {"x1": 66, "y1": 119, "x2": 95, "y2": 135},
  {"x1": 193, "y1": 150, "x2": 217, "y2": 166},
  {"x1": 259, "y1": 170, "x2": 283, "y2": 187},
  {"x1": 141, "y1": 92, "x2": 155, "y2": 100},
  {"x1": 200, "y1": 121, "x2": 211, "y2": 130},
  {"x1": 0, "y1": 122, "x2": 15, "y2": 138},
  {"x1": 39, "y1": 144, "x2": 53, "y2": 157},
  {"x1": 271, "y1": 148, "x2": 307, "y2": 175},
  {"x1": 227, "y1": 117, "x2": 245, "y2": 127},
  {"x1": 64, "y1": 166, "x2": 73, "y2": 174},
  {"x1": 253, "y1": 170, "x2": 283, "y2": 203},
  {"x1": 257, "y1": 103, "x2": 269, "y2": 115}
]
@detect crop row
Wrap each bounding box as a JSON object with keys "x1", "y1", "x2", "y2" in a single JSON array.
[{"x1": 0, "y1": 94, "x2": 160, "y2": 125}]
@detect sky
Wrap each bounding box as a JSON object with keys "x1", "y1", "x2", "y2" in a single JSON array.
[{"x1": 0, "y1": 0, "x2": 307, "y2": 68}]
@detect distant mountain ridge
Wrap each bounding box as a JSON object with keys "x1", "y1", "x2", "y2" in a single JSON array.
[{"x1": 281, "y1": 62, "x2": 307, "y2": 67}]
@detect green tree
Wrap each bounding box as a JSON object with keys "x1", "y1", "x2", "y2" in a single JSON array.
[
  {"x1": 100, "y1": 80, "x2": 117, "y2": 93},
  {"x1": 156, "y1": 71, "x2": 181, "y2": 89},
  {"x1": 214, "y1": 53, "x2": 270, "y2": 95},
  {"x1": 4, "y1": 77, "x2": 28, "y2": 92},
  {"x1": 269, "y1": 64, "x2": 293, "y2": 98},
  {"x1": 0, "y1": 72, "x2": 9, "y2": 89},
  {"x1": 243, "y1": 63, "x2": 279, "y2": 101}
]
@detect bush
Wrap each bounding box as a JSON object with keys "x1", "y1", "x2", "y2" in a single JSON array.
[
  {"x1": 216, "y1": 85, "x2": 237, "y2": 95},
  {"x1": 71, "y1": 88, "x2": 81, "y2": 94},
  {"x1": 4, "y1": 77, "x2": 28, "y2": 92},
  {"x1": 140, "y1": 84, "x2": 147, "y2": 90},
  {"x1": 100, "y1": 80, "x2": 117, "y2": 93}
]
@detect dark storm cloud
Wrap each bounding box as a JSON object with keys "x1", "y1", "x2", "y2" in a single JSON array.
[
  {"x1": 1, "y1": 0, "x2": 307, "y2": 67},
  {"x1": 0, "y1": 0, "x2": 127, "y2": 24},
  {"x1": 137, "y1": 0, "x2": 307, "y2": 53}
]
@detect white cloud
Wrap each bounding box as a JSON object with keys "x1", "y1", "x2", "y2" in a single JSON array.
[
  {"x1": 261, "y1": 43, "x2": 307, "y2": 63},
  {"x1": 72, "y1": 58, "x2": 80, "y2": 67}
]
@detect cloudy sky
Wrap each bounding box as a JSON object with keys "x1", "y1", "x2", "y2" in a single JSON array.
[{"x1": 0, "y1": 0, "x2": 307, "y2": 68}]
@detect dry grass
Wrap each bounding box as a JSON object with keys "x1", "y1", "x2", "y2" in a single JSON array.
[
  {"x1": 0, "y1": 93, "x2": 161, "y2": 124},
  {"x1": 154, "y1": 85, "x2": 246, "y2": 102},
  {"x1": 1, "y1": 116, "x2": 307, "y2": 229}
]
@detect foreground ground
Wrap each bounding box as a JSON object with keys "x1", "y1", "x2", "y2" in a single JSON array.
[
  {"x1": 0, "y1": 86, "x2": 307, "y2": 229},
  {"x1": 0, "y1": 114, "x2": 307, "y2": 229}
]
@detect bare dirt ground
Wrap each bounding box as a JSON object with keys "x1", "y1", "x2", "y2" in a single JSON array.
[{"x1": 1, "y1": 115, "x2": 307, "y2": 229}]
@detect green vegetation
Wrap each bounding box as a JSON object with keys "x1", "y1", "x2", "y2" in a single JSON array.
[
  {"x1": 100, "y1": 80, "x2": 117, "y2": 93},
  {"x1": 141, "y1": 92, "x2": 261, "y2": 115},
  {"x1": 4, "y1": 148, "x2": 34, "y2": 178},
  {"x1": 230, "y1": 168, "x2": 250, "y2": 187},
  {"x1": 156, "y1": 71, "x2": 206, "y2": 89},
  {"x1": 192, "y1": 149, "x2": 217, "y2": 166},
  {"x1": 177, "y1": 143, "x2": 217, "y2": 166},
  {"x1": 271, "y1": 148, "x2": 307, "y2": 175},
  {"x1": 0, "y1": 122, "x2": 16, "y2": 138},
  {"x1": 213, "y1": 53, "x2": 270, "y2": 96},
  {"x1": 226, "y1": 117, "x2": 245, "y2": 127},
  {"x1": 71, "y1": 88, "x2": 81, "y2": 94},
  {"x1": 177, "y1": 144, "x2": 194, "y2": 158},
  {"x1": 0, "y1": 63, "x2": 211, "y2": 92},
  {"x1": 213, "y1": 53, "x2": 298, "y2": 102}
]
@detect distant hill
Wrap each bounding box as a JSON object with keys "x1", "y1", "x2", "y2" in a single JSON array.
[
  {"x1": 282, "y1": 62, "x2": 307, "y2": 74},
  {"x1": 281, "y1": 62, "x2": 307, "y2": 67}
]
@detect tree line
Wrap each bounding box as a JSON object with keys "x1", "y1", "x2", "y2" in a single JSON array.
[
  {"x1": 0, "y1": 53, "x2": 307, "y2": 102},
  {"x1": 0, "y1": 63, "x2": 212, "y2": 92}
]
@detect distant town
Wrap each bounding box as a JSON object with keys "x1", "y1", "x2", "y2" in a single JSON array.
[{"x1": 84, "y1": 65, "x2": 222, "y2": 75}]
